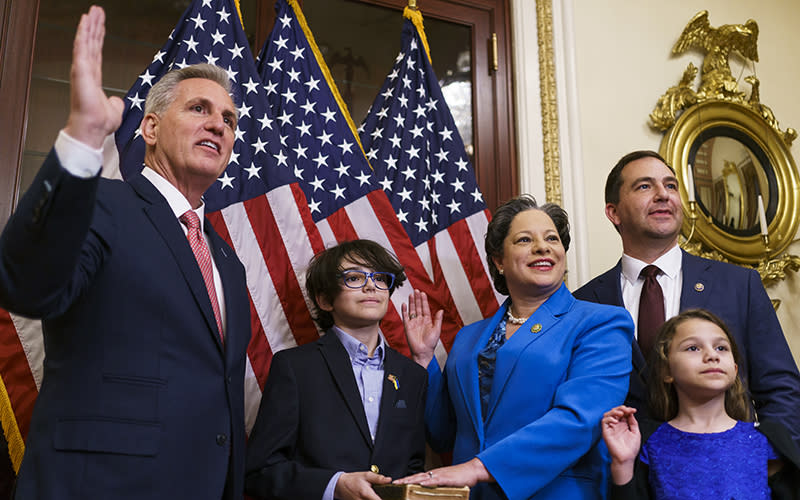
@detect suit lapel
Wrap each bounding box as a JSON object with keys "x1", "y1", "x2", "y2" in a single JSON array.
[
  {"x1": 454, "y1": 306, "x2": 505, "y2": 440},
  {"x1": 374, "y1": 349, "x2": 403, "y2": 447},
  {"x1": 679, "y1": 250, "x2": 713, "y2": 310},
  {"x1": 318, "y1": 333, "x2": 373, "y2": 447},
  {"x1": 207, "y1": 226, "x2": 242, "y2": 357},
  {"x1": 129, "y1": 174, "x2": 223, "y2": 352},
  {"x1": 485, "y1": 284, "x2": 570, "y2": 423},
  {"x1": 591, "y1": 262, "x2": 625, "y2": 306}
]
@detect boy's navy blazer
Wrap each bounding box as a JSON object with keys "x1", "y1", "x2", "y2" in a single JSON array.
[
  {"x1": 0, "y1": 151, "x2": 250, "y2": 499},
  {"x1": 245, "y1": 330, "x2": 427, "y2": 500},
  {"x1": 574, "y1": 250, "x2": 800, "y2": 444}
]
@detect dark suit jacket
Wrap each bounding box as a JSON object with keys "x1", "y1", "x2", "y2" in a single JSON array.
[
  {"x1": 0, "y1": 150, "x2": 250, "y2": 499},
  {"x1": 574, "y1": 250, "x2": 800, "y2": 445},
  {"x1": 244, "y1": 331, "x2": 427, "y2": 500}
]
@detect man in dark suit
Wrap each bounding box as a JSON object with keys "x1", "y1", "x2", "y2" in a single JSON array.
[
  {"x1": 245, "y1": 240, "x2": 427, "y2": 500},
  {"x1": 574, "y1": 150, "x2": 800, "y2": 445},
  {"x1": 0, "y1": 7, "x2": 250, "y2": 498}
]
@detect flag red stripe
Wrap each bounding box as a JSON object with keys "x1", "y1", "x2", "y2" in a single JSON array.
[
  {"x1": 291, "y1": 184, "x2": 326, "y2": 255},
  {"x1": 242, "y1": 195, "x2": 318, "y2": 347},
  {"x1": 447, "y1": 218, "x2": 497, "y2": 318}
]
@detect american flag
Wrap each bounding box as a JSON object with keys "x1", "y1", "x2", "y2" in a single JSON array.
[
  {"x1": 252, "y1": 0, "x2": 467, "y2": 359},
  {"x1": 358, "y1": 7, "x2": 501, "y2": 334}
]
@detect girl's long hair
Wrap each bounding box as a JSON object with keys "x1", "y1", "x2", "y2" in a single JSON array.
[{"x1": 648, "y1": 309, "x2": 751, "y2": 422}]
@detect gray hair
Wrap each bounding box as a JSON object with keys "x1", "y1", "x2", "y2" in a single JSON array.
[
  {"x1": 144, "y1": 63, "x2": 236, "y2": 116},
  {"x1": 485, "y1": 194, "x2": 571, "y2": 295}
]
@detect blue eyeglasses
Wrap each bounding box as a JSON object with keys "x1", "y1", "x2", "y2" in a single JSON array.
[{"x1": 339, "y1": 270, "x2": 396, "y2": 290}]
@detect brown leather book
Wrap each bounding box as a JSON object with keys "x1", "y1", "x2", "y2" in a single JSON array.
[{"x1": 373, "y1": 484, "x2": 470, "y2": 500}]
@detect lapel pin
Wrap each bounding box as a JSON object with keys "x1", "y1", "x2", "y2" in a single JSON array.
[
  {"x1": 387, "y1": 374, "x2": 399, "y2": 390},
  {"x1": 694, "y1": 282, "x2": 705, "y2": 292},
  {"x1": 531, "y1": 323, "x2": 542, "y2": 333}
]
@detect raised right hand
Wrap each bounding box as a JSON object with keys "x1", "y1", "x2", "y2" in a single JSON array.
[
  {"x1": 334, "y1": 471, "x2": 391, "y2": 500},
  {"x1": 64, "y1": 6, "x2": 124, "y2": 149},
  {"x1": 401, "y1": 289, "x2": 443, "y2": 368},
  {"x1": 601, "y1": 405, "x2": 640, "y2": 485}
]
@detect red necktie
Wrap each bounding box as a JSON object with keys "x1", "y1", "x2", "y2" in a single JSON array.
[
  {"x1": 180, "y1": 210, "x2": 224, "y2": 342},
  {"x1": 637, "y1": 265, "x2": 664, "y2": 359}
]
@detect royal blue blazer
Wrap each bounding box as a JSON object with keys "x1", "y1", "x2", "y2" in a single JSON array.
[{"x1": 426, "y1": 283, "x2": 633, "y2": 499}]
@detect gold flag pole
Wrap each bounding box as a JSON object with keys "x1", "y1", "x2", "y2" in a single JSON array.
[{"x1": 408, "y1": 0, "x2": 418, "y2": 11}]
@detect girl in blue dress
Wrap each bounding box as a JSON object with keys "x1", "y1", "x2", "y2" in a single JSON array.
[{"x1": 602, "y1": 308, "x2": 800, "y2": 499}]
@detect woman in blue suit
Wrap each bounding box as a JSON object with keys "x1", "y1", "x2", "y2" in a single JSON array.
[{"x1": 396, "y1": 195, "x2": 634, "y2": 499}]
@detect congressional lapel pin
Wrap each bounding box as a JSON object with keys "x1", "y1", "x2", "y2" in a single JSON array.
[
  {"x1": 531, "y1": 323, "x2": 542, "y2": 333},
  {"x1": 694, "y1": 282, "x2": 705, "y2": 292},
  {"x1": 387, "y1": 374, "x2": 399, "y2": 390}
]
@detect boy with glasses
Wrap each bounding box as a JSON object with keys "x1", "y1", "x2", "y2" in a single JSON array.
[{"x1": 245, "y1": 240, "x2": 428, "y2": 500}]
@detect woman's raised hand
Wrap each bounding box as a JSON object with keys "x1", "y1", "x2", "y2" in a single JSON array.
[{"x1": 401, "y1": 289, "x2": 443, "y2": 368}]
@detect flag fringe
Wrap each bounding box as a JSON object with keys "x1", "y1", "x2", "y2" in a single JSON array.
[
  {"x1": 0, "y1": 375, "x2": 23, "y2": 473},
  {"x1": 403, "y1": 6, "x2": 432, "y2": 64},
  {"x1": 286, "y1": 0, "x2": 371, "y2": 168}
]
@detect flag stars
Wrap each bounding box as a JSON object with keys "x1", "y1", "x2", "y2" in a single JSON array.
[
  {"x1": 252, "y1": 137, "x2": 268, "y2": 155},
  {"x1": 439, "y1": 127, "x2": 453, "y2": 142},
  {"x1": 434, "y1": 149, "x2": 449, "y2": 163},
  {"x1": 337, "y1": 139, "x2": 353, "y2": 155},
  {"x1": 410, "y1": 124, "x2": 424, "y2": 139},
  {"x1": 414, "y1": 218, "x2": 428, "y2": 233},
  {"x1": 225, "y1": 66, "x2": 238, "y2": 82},
  {"x1": 395, "y1": 51, "x2": 405, "y2": 63},
  {"x1": 370, "y1": 127, "x2": 383, "y2": 140},
  {"x1": 228, "y1": 150, "x2": 239, "y2": 165},
  {"x1": 274, "y1": 149, "x2": 289, "y2": 167},
  {"x1": 447, "y1": 199, "x2": 462, "y2": 214},
  {"x1": 455, "y1": 157, "x2": 469, "y2": 171},
  {"x1": 366, "y1": 148, "x2": 378, "y2": 161},
  {"x1": 413, "y1": 104, "x2": 426, "y2": 119},
  {"x1": 388, "y1": 68, "x2": 399, "y2": 81},
  {"x1": 396, "y1": 208, "x2": 409, "y2": 223},
  {"x1": 281, "y1": 88, "x2": 296, "y2": 104},
  {"x1": 267, "y1": 57, "x2": 283, "y2": 72},
  {"x1": 257, "y1": 113, "x2": 273, "y2": 130},
  {"x1": 451, "y1": 178, "x2": 465, "y2": 193},
  {"x1": 245, "y1": 164, "x2": 261, "y2": 179},
  {"x1": 334, "y1": 163, "x2": 350, "y2": 177},
  {"x1": 184, "y1": 35, "x2": 199, "y2": 53},
  {"x1": 318, "y1": 130, "x2": 333, "y2": 146},
  {"x1": 300, "y1": 99, "x2": 316, "y2": 115},
  {"x1": 406, "y1": 58, "x2": 416, "y2": 70},
  {"x1": 228, "y1": 43, "x2": 245, "y2": 60},
  {"x1": 431, "y1": 170, "x2": 445, "y2": 184},
  {"x1": 290, "y1": 46, "x2": 305, "y2": 60},
  {"x1": 287, "y1": 67, "x2": 301, "y2": 83},
  {"x1": 331, "y1": 184, "x2": 346, "y2": 200},
  {"x1": 385, "y1": 156, "x2": 398, "y2": 170},
  {"x1": 406, "y1": 145, "x2": 420, "y2": 160},
  {"x1": 471, "y1": 187, "x2": 484, "y2": 203},
  {"x1": 426, "y1": 98, "x2": 438, "y2": 112},
  {"x1": 237, "y1": 102, "x2": 252, "y2": 119},
  {"x1": 189, "y1": 12, "x2": 207, "y2": 30},
  {"x1": 243, "y1": 77, "x2": 260, "y2": 94},
  {"x1": 279, "y1": 13, "x2": 292, "y2": 29},
  {"x1": 308, "y1": 198, "x2": 321, "y2": 214},
  {"x1": 204, "y1": 53, "x2": 219, "y2": 66},
  {"x1": 321, "y1": 107, "x2": 337, "y2": 123},
  {"x1": 402, "y1": 76, "x2": 411, "y2": 89},
  {"x1": 293, "y1": 144, "x2": 308, "y2": 159},
  {"x1": 127, "y1": 92, "x2": 145, "y2": 110},
  {"x1": 305, "y1": 76, "x2": 320, "y2": 92},
  {"x1": 216, "y1": 7, "x2": 231, "y2": 23},
  {"x1": 274, "y1": 35, "x2": 289, "y2": 51},
  {"x1": 376, "y1": 107, "x2": 389, "y2": 119},
  {"x1": 401, "y1": 165, "x2": 415, "y2": 181},
  {"x1": 355, "y1": 171, "x2": 371, "y2": 186},
  {"x1": 234, "y1": 127, "x2": 246, "y2": 142},
  {"x1": 388, "y1": 134, "x2": 402, "y2": 149},
  {"x1": 138, "y1": 70, "x2": 155, "y2": 87},
  {"x1": 297, "y1": 121, "x2": 312, "y2": 137},
  {"x1": 398, "y1": 187, "x2": 413, "y2": 202},
  {"x1": 398, "y1": 95, "x2": 408, "y2": 108},
  {"x1": 211, "y1": 29, "x2": 226, "y2": 45},
  {"x1": 310, "y1": 176, "x2": 325, "y2": 191},
  {"x1": 416, "y1": 85, "x2": 426, "y2": 99},
  {"x1": 419, "y1": 198, "x2": 431, "y2": 212},
  {"x1": 278, "y1": 110, "x2": 293, "y2": 126},
  {"x1": 381, "y1": 88, "x2": 393, "y2": 100},
  {"x1": 393, "y1": 113, "x2": 405, "y2": 128},
  {"x1": 152, "y1": 50, "x2": 166, "y2": 63},
  {"x1": 312, "y1": 152, "x2": 329, "y2": 168},
  {"x1": 218, "y1": 172, "x2": 235, "y2": 189},
  {"x1": 379, "y1": 178, "x2": 393, "y2": 192},
  {"x1": 264, "y1": 81, "x2": 278, "y2": 95}
]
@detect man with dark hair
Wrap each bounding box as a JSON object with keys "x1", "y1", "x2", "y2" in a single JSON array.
[
  {"x1": 575, "y1": 150, "x2": 800, "y2": 445},
  {"x1": 245, "y1": 240, "x2": 427, "y2": 500},
  {"x1": 0, "y1": 7, "x2": 250, "y2": 498}
]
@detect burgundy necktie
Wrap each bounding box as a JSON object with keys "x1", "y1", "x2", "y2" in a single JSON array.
[
  {"x1": 637, "y1": 265, "x2": 664, "y2": 359},
  {"x1": 180, "y1": 210, "x2": 224, "y2": 343}
]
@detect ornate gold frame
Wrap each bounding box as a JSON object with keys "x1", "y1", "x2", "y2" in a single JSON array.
[{"x1": 660, "y1": 100, "x2": 800, "y2": 264}]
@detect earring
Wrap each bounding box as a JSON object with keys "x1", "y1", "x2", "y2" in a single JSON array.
[
  {"x1": 498, "y1": 269, "x2": 504, "y2": 275},
  {"x1": 664, "y1": 376, "x2": 674, "y2": 383}
]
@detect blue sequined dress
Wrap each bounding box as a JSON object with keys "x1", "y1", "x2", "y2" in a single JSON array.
[{"x1": 640, "y1": 421, "x2": 778, "y2": 499}]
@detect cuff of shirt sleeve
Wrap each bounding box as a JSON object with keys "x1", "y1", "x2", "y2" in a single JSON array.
[
  {"x1": 323, "y1": 471, "x2": 344, "y2": 500},
  {"x1": 54, "y1": 129, "x2": 103, "y2": 178}
]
